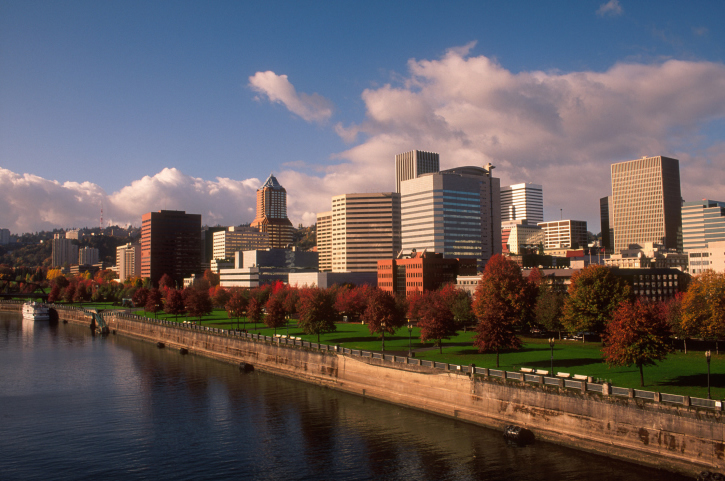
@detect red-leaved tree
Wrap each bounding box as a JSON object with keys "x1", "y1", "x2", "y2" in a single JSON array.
[
  {"x1": 225, "y1": 288, "x2": 249, "y2": 330},
  {"x1": 418, "y1": 285, "x2": 458, "y2": 354},
  {"x1": 264, "y1": 291, "x2": 287, "y2": 335},
  {"x1": 247, "y1": 297, "x2": 263, "y2": 329},
  {"x1": 335, "y1": 285, "x2": 371, "y2": 323},
  {"x1": 362, "y1": 288, "x2": 405, "y2": 351},
  {"x1": 297, "y1": 287, "x2": 338, "y2": 342},
  {"x1": 164, "y1": 289, "x2": 186, "y2": 322},
  {"x1": 145, "y1": 288, "x2": 163, "y2": 318}
]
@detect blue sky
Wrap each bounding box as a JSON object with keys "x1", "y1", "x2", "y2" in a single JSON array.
[{"x1": 1, "y1": 0, "x2": 724, "y2": 233}]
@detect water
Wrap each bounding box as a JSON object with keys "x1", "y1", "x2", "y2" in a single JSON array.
[{"x1": 0, "y1": 312, "x2": 690, "y2": 480}]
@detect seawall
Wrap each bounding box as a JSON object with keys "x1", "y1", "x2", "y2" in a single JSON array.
[{"x1": 5, "y1": 303, "x2": 722, "y2": 477}]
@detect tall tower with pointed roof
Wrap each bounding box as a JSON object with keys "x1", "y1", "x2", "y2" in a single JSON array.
[{"x1": 250, "y1": 174, "x2": 294, "y2": 248}]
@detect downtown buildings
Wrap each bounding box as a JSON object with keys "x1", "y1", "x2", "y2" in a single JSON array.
[
  {"x1": 141, "y1": 210, "x2": 202, "y2": 286},
  {"x1": 250, "y1": 174, "x2": 294, "y2": 249}
]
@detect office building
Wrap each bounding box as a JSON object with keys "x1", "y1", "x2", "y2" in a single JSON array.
[
  {"x1": 605, "y1": 242, "x2": 688, "y2": 271},
  {"x1": 316, "y1": 211, "x2": 332, "y2": 272},
  {"x1": 329, "y1": 193, "x2": 401, "y2": 272},
  {"x1": 378, "y1": 251, "x2": 476, "y2": 298},
  {"x1": 212, "y1": 226, "x2": 269, "y2": 260},
  {"x1": 250, "y1": 174, "x2": 294, "y2": 248},
  {"x1": 400, "y1": 165, "x2": 501, "y2": 268},
  {"x1": 219, "y1": 248, "x2": 318, "y2": 288},
  {"x1": 611, "y1": 156, "x2": 682, "y2": 253},
  {"x1": 538, "y1": 220, "x2": 588, "y2": 250},
  {"x1": 500, "y1": 183, "x2": 544, "y2": 224},
  {"x1": 201, "y1": 226, "x2": 227, "y2": 264},
  {"x1": 682, "y1": 199, "x2": 725, "y2": 252},
  {"x1": 78, "y1": 247, "x2": 99, "y2": 266},
  {"x1": 600, "y1": 196, "x2": 614, "y2": 252},
  {"x1": 502, "y1": 223, "x2": 545, "y2": 255},
  {"x1": 0, "y1": 228, "x2": 9, "y2": 245},
  {"x1": 51, "y1": 233, "x2": 79, "y2": 267},
  {"x1": 141, "y1": 210, "x2": 202, "y2": 286},
  {"x1": 688, "y1": 241, "x2": 725, "y2": 275},
  {"x1": 395, "y1": 150, "x2": 439, "y2": 194},
  {"x1": 116, "y1": 243, "x2": 141, "y2": 282}
]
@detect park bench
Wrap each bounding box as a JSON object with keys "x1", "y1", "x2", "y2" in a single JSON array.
[
  {"x1": 520, "y1": 367, "x2": 534, "y2": 373},
  {"x1": 556, "y1": 372, "x2": 571, "y2": 378},
  {"x1": 534, "y1": 369, "x2": 549, "y2": 376},
  {"x1": 572, "y1": 374, "x2": 590, "y2": 381}
]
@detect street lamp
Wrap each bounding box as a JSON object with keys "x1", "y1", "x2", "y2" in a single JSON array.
[
  {"x1": 706, "y1": 350, "x2": 712, "y2": 400},
  {"x1": 407, "y1": 320, "x2": 413, "y2": 357},
  {"x1": 549, "y1": 338, "x2": 555, "y2": 375}
]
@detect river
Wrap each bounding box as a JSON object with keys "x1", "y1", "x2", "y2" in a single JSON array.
[{"x1": 0, "y1": 312, "x2": 690, "y2": 480}]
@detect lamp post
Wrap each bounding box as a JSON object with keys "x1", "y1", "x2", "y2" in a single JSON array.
[
  {"x1": 381, "y1": 320, "x2": 386, "y2": 352},
  {"x1": 549, "y1": 338, "x2": 555, "y2": 375},
  {"x1": 285, "y1": 314, "x2": 289, "y2": 336},
  {"x1": 706, "y1": 350, "x2": 712, "y2": 400},
  {"x1": 407, "y1": 320, "x2": 413, "y2": 357}
]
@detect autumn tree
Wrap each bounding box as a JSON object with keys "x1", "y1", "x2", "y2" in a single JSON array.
[
  {"x1": 132, "y1": 287, "x2": 149, "y2": 308},
  {"x1": 247, "y1": 297, "x2": 263, "y2": 329},
  {"x1": 145, "y1": 288, "x2": 163, "y2": 318},
  {"x1": 210, "y1": 285, "x2": 230, "y2": 307},
  {"x1": 681, "y1": 271, "x2": 725, "y2": 340},
  {"x1": 418, "y1": 285, "x2": 458, "y2": 354},
  {"x1": 225, "y1": 288, "x2": 249, "y2": 330},
  {"x1": 73, "y1": 283, "x2": 88, "y2": 304},
  {"x1": 406, "y1": 290, "x2": 426, "y2": 323},
  {"x1": 186, "y1": 287, "x2": 213, "y2": 322},
  {"x1": 603, "y1": 299, "x2": 673, "y2": 386},
  {"x1": 297, "y1": 287, "x2": 338, "y2": 342},
  {"x1": 361, "y1": 288, "x2": 405, "y2": 351},
  {"x1": 264, "y1": 292, "x2": 287, "y2": 335},
  {"x1": 63, "y1": 283, "x2": 76, "y2": 303},
  {"x1": 164, "y1": 289, "x2": 186, "y2": 322},
  {"x1": 159, "y1": 273, "x2": 175, "y2": 290},
  {"x1": 472, "y1": 255, "x2": 532, "y2": 366},
  {"x1": 562, "y1": 265, "x2": 630, "y2": 336},
  {"x1": 48, "y1": 284, "x2": 61, "y2": 303},
  {"x1": 334, "y1": 285, "x2": 371, "y2": 323},
  {"x1": 203, "y1": 268, "x2": 220, "y2": 287}
]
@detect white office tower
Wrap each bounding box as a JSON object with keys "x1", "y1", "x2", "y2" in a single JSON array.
[
  {"x1": 116, "y1": 243, "x2": 141, "y2": 282},
  {"x1": 401, "y1": 165, "x2": 501, "y2": 268},
  {"x1": 316, "y1": 211, "x2": 332, "y2": 272},
  {"x1": 500, "y1": 183, "x2": 543, "y2": 224},
  {"x1": 395, "y1": 150, "x2": 440, "y2": 193}
]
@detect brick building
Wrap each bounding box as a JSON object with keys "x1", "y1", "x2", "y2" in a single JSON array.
[{"x1": 377, "y1": 251, "x2": 476, "y2": 298}]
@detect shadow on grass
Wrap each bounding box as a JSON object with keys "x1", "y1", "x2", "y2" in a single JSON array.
[
  {"x1": 659, "y1": 373, "x2": 725, "y2": 388},
  {"x1": 520, "y1": 358, "x2": 604, "y2": 369}
]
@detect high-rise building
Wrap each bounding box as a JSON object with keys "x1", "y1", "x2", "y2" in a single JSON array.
[
  {"x1": 500, "y1": 183, "x2": 543, "y2": 224},
  {"x1": 250, "y1": 174, "x2": 294, "y2": 248},
  {"x1": 141, "y1": 210, "x2": 202, "y2": 286},
  {"x1": 687, "y1": 241, "x2": 725, "y2": 275},
  {"x1": 611, "y1": 156, "x2": 682, "y2": 253},
  {"x1": 51, "y1": 233, "x2": 78, "y2": 267},
  {"x1": 502, "y1": 223, "x2": 545, "y2": 255},
  {"x1": 330, "y1": 193, "x2": 401, "y2": 272},
  {"x1": 201, "y1": 226, "x2": 227, "y2": 265},
  {"x1": 78, "y1": 247, "x2": 99, "y2": 266},
  {"x1": 116, "y1": 243, "x2": 141, "y2": 282},
  {"x1": 400, "y1": 164, "x2": 501, "y2": 268},
  {"x1": 316, "y1": 211, "x2": 332, "y2": 272},
  {"x1": 0, "y1": 228, "x2": 10, "y2": 245},
  {"x1": 599, "y1": 196, "x2": 614, "y2": 252},
  {"x1": 682, "y1": 199, "x2": 725, "y2": 251},
  {"x1": 537, "y1": 220, "x2": 588, "y2": 250},
  {"x1": 212, "y1": 226, "x2": 269, "y2": 260},
  {"x1": 395, "y1": 150, "x2": 439, "y2": 194}
]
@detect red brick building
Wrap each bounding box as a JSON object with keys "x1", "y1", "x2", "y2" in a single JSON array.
[{"x1": 378, "y1": 251, "x2": 476, "y2": 298}]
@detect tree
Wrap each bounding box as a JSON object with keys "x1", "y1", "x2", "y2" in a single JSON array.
[
  {"x1": 361, "y1": 288, "x2": 405, "y2": 351},
  {"x1": 535, "y1": 286, "x2": 566, "y2": 338},
  {"x1": 247, "y1": 297, "x2": 263, "y2": 329},
  {"x1": 681, "y1": 271, "x2": 725, "y2": 340},
  {"x1": 418, "y1": 285, "x2": 458, "y2": 354},
  {"x1": 603, "y1": 299, "x2": 673, "y2": 386},
  {"x1": 264, "y1": 293, "x2": 287, "y2": 334},
  {"x1": 48, "y1": 284, "x2": 61, "y2": 303},
  {"x1": 472, "y1": 255, "x2": 531, "y2": 366},
  {"x1": 450, "y1": 289, "x2": 476, "y2": 331},
  {"x1": 334, "y1": 285, "x2": 371, "y2": 323},
  {"x1": 63, "y1": 283, "x2": 76, "y2": 303},
  {"x1": 210, "y1": 285, "x2": 230, "y2": 307},
  {"x1": 562, "y1": 265, "x2": 630, "y2": 336},
  {"x1": 164, "y1": 289, "x2": 186, "y2": 322},
  {"x1": 159, "y1": 273, "x2": 175, "y2": 290},
  {"x1": 225, "y1": 288, "x2": 249, "y2": 330},
  {"x1": 186, "y1": 288, "x2": 213, "y2": 322},
  {"x1": 203, "y1": 268, "x2": 220, "y2": 287},
  {"x1": 132, "y1": 287, "x2": 149, "y2": 308},
  {"x1": 145, "y1": 288, "x2": 163, "y2": 318},
  {"x1": 73, "y1": 283, "x2": 88, "y2": 304},
  {"x1": 297, "y1": 288, "x2": 338, "y2": 342}
]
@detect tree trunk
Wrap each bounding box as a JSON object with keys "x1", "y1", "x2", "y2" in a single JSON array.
[
  {"x1": 381, "y1": 330, "x2": 385, "y2": 352},
  {"x1": 496, "y1": 350, "x2": 500, "y2": 368},
  {"x1": 684, "y1": 338, "x2": 687, "y2": 354},
  {"x1": 317, "y1": 332, "x2": 320, "y2": 343},
  {"x1": 439, "y1": 340, "x2": 442, "y2": 354},
  {"x1": 639, "y1": 363, "x2": 644, "y2": 387}
]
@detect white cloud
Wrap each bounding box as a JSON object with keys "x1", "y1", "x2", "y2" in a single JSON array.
[
  {"x1": 597, "y1": 0, "x2": 623, "y2": 17},
  {"x1": 249, "y1": 71, "x2": 333, "y2": 123}
]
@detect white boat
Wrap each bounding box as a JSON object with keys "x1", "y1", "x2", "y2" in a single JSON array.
[{"x1": 22, "y1": 301, "x2": 50, "y2": 321}]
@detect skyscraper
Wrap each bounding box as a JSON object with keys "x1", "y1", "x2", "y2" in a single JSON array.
[
  {"x1": 600, "y1": 196, "x2": 614, "y2": 252},
  {"x1": 116, "y1": 243, "x2": 141, "y2": 282},
  {"x1": 250, "y1": 174, "x2": 294, "y2": 249},
  {"x1": 400, "y1": 164, "x2": 501, "y2": 268},
  {"x1": 611, "y1": 156, "x2": 682, "y2": 253},
  {"x1": 316, "y1": 211, "x2": 332, "y2": 272},
  {"x1": 141, "y1": 210, "x2": 202, "y2": 286},
  {"x1": 51, "y1": 233, "x2": 78, "y2": 267},
  {"x1": 682, "y1": 199, "x2": 725, "y2": 251},
  {"x1": 330, "y1": 193, "x2": 401, "y2": 272},
  {"x1": 500, "y1": 183, "x2": 544, "y2": 224},
  {"x1": 537, "y1": 220, "x2": 588, "y2": 249},
  {"x1": 395, "y1": 150, "x2": 439, "y2": 193}
]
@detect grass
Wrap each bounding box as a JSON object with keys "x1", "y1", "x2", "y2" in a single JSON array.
[{"x1": 69, "y1": 302, "x2": 724, "y2": 400}]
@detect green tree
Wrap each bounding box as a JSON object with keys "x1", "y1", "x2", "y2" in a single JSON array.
[
  {"x1": 297, "y1": 288, "x2": 338, "y2": 343},
  {"x1": 562, "y1": 265, "x2": 630, "y2": 336},
  {"x1": 535, "y1": 286, "x2": 566, "y2": 338},
  {"x1": 603, "y1": 299, "x2": 673, "y2": 387}
]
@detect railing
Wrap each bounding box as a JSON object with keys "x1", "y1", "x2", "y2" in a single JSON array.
[{"x1": 30, "y1": 303, "x2": 722, "y2": 412}]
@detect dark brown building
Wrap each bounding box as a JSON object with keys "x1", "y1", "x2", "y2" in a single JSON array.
[
  {"x1": 378, "y1": 251, "x2": 477, "y2": 298},
  {"x1": 141, "y1": 210, "x2": 202, "y2": 287}
]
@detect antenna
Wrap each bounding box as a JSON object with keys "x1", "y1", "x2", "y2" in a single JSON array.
[{"x1": 100, "y1": 201, "x2": 104, "y2": 231}]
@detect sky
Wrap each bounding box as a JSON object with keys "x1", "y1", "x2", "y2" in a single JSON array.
[{"x1": 1, "y1": 0, "x2": 724, "y2": 234}]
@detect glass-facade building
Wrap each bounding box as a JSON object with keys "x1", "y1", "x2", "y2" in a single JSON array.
[{"x1": 682, "y1": 199, "x2": 725, "y2": 251}]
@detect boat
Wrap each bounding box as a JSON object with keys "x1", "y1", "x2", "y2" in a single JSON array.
[{"x1": 22, "y1": 301, "x2": 50, "y2": 321}]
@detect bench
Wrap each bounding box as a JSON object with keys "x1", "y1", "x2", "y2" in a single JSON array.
[
  {"x1": 556, "y1": 372, "x2": 571, "y2": 378},
  {"x1": 520, "y1": 368, "x2": 534, "y2": 373},
  {"x1": 534, "y1": 369, "x2": 549, "y2": 376},
  {"x1": 572, "y1": 374, "x2": 589, "y2": 381}
]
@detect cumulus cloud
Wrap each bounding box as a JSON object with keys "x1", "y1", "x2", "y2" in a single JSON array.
[
  {"x1": 249, "y1": 71, "x2": 333, "y2": 123},
  {"x1": 597, "y1": 0, "x2": 623, "y2": 17}
]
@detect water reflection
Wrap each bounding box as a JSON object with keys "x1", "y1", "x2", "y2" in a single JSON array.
[{"x1": 0, "y1": 312, "x2": 691, "y2": 481}]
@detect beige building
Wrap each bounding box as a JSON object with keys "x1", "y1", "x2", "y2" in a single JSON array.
[
  {"x1": 611, "y1": 156, "x2": 682, "y2": 253},
  {"x1": 605, "y1": 242, "x2": 688, "y2": 271},
  {"x1": 330, "y1": 193, "x2": 401, "y2": 272},
  {"x1": 212, "y1": 226, "x2": 268, "y2": 260},
  {"x1": 502, "y1": 222, "x2": 545, "y2": 255},
  {"x1": 537, "y1": 220, "x2": 588, "y2": 250},
  {"x1": 500, "y1": 183, "x2": 543, "y2": 224},
  {"x1": 116, "y1": 243, "x2": 141, "y2": 282},
  {"x1": 250, "y1": 174, "x2": 294, "y2": 248},
  {"x1": 687, "y1": 240, "x2": 725, "y2": 275},
  {"x1": 316, "y1": 211, "x2": 332, "y2": 272}
]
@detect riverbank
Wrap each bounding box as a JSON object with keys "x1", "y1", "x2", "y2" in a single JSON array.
[{"x1": 4, "y1": 302, "x2": 722, "y2": 478}]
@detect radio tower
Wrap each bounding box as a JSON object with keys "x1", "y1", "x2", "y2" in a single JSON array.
[{"x1": 100, "y1": 201, "x2": 104, "y2": 232}]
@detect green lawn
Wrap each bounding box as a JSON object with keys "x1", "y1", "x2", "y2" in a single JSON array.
[{"x1": 76, "y1": 304, "x2": 724, "y2": 400}]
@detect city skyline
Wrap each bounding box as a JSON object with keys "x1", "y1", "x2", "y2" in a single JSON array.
[{"x1": 1, "y1": 1, "x2": 724, "y2": 234}]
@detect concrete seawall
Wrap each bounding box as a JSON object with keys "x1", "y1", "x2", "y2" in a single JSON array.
[{"x1": 5, "y1": 303, "x2": 722, "y2": 477}]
